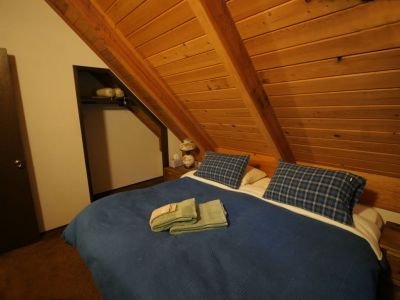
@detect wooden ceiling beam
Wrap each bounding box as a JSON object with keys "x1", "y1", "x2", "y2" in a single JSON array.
[
  {"x1": 46, "y1": 0, "x2": 215, "y2": 154},
  {"x1": 187, "y1": 0, "x2": 294, "y2": 162}
]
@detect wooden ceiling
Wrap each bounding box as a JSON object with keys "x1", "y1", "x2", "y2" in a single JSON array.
[{"x1": 47, "y1": 0, "x2": 400, "y2": 179}]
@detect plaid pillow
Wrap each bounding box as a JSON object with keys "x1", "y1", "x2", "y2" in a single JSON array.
[
  {"x1": 195, "y1": 152, "x2": 249, "y2": 189},
  {"x1": 263, "y1": 161, "x2": 366, "y2": 225}
]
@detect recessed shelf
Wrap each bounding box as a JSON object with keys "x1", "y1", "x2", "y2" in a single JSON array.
[
  {"x1": 80, "y1": 96, "x2": 129, "y2": 105},
  {"x1": 73, "y1": 65, "x2": 169, "y2": 202}
]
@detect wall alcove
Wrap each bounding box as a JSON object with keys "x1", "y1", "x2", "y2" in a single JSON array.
[{"x1": 73, "y1": 66, "x2": 168, "y2": 201}]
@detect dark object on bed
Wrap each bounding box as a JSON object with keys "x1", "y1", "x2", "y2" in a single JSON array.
[
  {"x1": 194, "y1": 151, "x2": 249, "y2": 189},
  {"x1": 64, "y1": 177, "x2": 379, "y2": 300},
  {"x1": 264, "y1": 161, "x2": 366, "y2": 225}
]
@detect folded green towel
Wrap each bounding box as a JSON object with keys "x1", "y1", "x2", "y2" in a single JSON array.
[
  {"x1": 170, "y1": 199, "x2": 228, "y2": 235},
  {"x1": 150, "y1": 198, "x2": 197, "y2": 232}
]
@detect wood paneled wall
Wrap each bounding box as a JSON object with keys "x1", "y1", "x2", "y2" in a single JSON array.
[
  {"x1": 96, "y1": 0, "x2": 284, "y2": 156},
  {"x1": 47, "y1": 0, "x2": 400, "y2": 211},
  {"x1": 46, "y1": 0, "x2": 216, "y2": 154},
  {"x1": 225, "y1": 0, "x2": 400, "y2": 178},
  {"x1": 91, "y1": 0, "x2": 400, "y2": 177}
]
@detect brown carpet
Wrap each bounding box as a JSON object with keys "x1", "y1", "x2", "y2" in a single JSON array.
[{"x1": 0, "y1": 227, "x2": 103, "y2": 300}]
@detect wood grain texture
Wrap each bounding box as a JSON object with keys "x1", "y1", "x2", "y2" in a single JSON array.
[
  {"x1": 274, "y1": 105, "x2": 400, "y2": 120},
  {"x1": 215, "y1": 147, "x2": 278, "y2": 177},
  {"x1": 147, "y1": 35, "x2": 213, "y2": 67},
  {"x1": 292, "y1": 144, "x2": 400, "y2": 166},
  {"x1": 227, "y1": 0, "x2": 287, "y2": 22},
  {"x1": 294, "y1": 150, "x2": 400, "y2": 178},
  {"x1": 200, "y1": 123, "x2": 260, "y2": 133},
  {"x1": 299, "y1": 162, "x2": 400, "y2": 212},
  {"x1": 106, "y1": 0, "x2": 144, "y2": 24},
  {"x1": 137, "y1": 18, "x2": 204, "y2": 57},
  {"x1": 188, "y1": 0, "x2": 294, "y2": 161},
  {"x1": 194, "y1": 114, "x2": 256, "y2": 126},
  {"x1": 93, "y1": 0, "x2": 116, "y2": 11},
  {"x1": 189, "y1": 108, "x2": 252, "y2": 118},
  {"x1": 164, "y1": 64, "x2": 228, "y2": 85},
  {"x1": 283, "y1": 127, "x2": 400, "y2": 145},
  {"x1": 206, "y1": 130, "x2": 264, "y2": 142},
  {"x1": 49, "y1": 0, "x2": 400, "y2": 213},
  {"x1": 182, "y1": 99, "x2": 246, "y2": 109},
  {"x1": 287, "y1": 136, "x2": 400, "y2": 156},
  {"x1": 171, "y1": 76, "x2": 236, "y2": 94},
  {"x1": 46, "y1": 0, "x2": 215, "y2": 154},
  {"x1": 128, "y1": 1, "x2": 194, "y2": 47},
  {"x1": 252, "y1": 21, "x2": 400, "y2": 70},
  {"x1": 214, "y1": 138, "x2": 274, "y2": 155},
  {"x1": 279, "y1": 118, "x2": 400, "y2": 132},
  {"x1": 259, "y1": 48, "x2": 400, "y2": 84},
  {"x1": 155, "y1": 50, "x2": 220, "y2": 76},
  {"x1": 178, "y1": 88, "x2": 241, "y2": 101},
  {"x1": 245, "y1": 1, "x2": 400, "y2": 56},
  {"x1": 117, "y1": 0, "x2": 181, "y2": 36},
  {"x1": 236, "y1": 0, "x2": 361, "y2": 40},
  {"x1": 264, "y1": 70, "x2": 400, "y2": 96},
  {"x1": 216, "y1": 149, "x2": 400, "y2": 212},
  {"x1": 270, "y1": 89, "x2": 400, "y2": 107}
]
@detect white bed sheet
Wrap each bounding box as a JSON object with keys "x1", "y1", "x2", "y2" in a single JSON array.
[{"x1": 182, "y1": 170, "x2": 383, "y2": 260}]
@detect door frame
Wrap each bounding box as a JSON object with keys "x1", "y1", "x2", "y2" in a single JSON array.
[{"x1": 73, "y1": 65, "x2": 168, "y2": 201}]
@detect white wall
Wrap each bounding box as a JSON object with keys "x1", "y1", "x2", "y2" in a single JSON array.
[
  {"x1": 168, "y1": 129, "x2": 183, "y2": 162},
  {"x1": 83, "y1": 106, "x2": 163, "y2": 194},
  {"x1": 0, "y1": 0, "x2": 106, "y2": 231},
  {"x1": 0, "y1": 0, "x2": 181, "y2": 231}
]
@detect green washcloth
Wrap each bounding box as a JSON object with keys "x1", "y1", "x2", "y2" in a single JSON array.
[
  {"x1": 170, "y1": 199, "x2": 228, "y2": 235},
  {"x1": 150, "y1": 198, "x2": 197, "y2": 232}
]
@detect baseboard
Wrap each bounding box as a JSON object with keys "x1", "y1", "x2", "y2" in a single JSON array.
[{"x1": 93, "y1": 176, "x2": 164, "y2": 200}]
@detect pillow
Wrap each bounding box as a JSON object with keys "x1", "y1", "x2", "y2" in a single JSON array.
[
  {"x1": 194, "y1": 152, "x2": 249, "y2": 189},
  {"x1": 241, "y1": 166, "x2": 267, "y2": 186},
  {"x1": 240, "y1": 177, "x2": 271, "y2": 197},
  {"x1": 251, "y1": 177, "x2": 271, "y2": 190},
  {"x1": 263, "y1": 161, "x2": 366, "y2": 225}
]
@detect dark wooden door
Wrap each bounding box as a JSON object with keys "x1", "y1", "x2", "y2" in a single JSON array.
[{"x1": 0, "y1": 48, "x2": 40, "y2": 252}]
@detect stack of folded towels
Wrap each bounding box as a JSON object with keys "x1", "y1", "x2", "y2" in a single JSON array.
[{"x1": 149, "y1": 198, "x2": 228, "y2": 235}]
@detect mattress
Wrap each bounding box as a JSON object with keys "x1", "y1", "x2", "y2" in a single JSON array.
[{"x1": 64, "y1": 176, "x2": 381, "y2": 300}]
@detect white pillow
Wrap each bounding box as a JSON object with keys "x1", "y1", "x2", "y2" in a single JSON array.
[
  {"x1": 241, "y1": 166, "x2": 267, "y2": 186},
  {"x1": 240, "y1": 177, "x2": 271, "y2": 197}
]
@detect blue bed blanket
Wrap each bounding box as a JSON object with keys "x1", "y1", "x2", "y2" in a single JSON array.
[{"x1": 64, "y1": 177, "x2": 380, "y2": 300}]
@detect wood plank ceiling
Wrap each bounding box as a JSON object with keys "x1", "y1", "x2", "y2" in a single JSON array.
[{"x1": 47, "y1": 0, "x2": 400, "y2": 178}]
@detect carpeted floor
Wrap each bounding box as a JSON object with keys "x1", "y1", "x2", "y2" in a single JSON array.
[{"x1": 0, "y1": 227, "x2": 103, "y2": 300}]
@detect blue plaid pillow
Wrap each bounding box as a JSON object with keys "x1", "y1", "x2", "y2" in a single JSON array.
[
  {"x1": 263, "y1": 161, "x2": 366, "y2": 225},
  {"x1": 195, "y1": 152, "x2": 249, "y2": 189}
]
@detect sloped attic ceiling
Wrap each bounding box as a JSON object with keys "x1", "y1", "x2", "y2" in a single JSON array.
[{"x1": 47, "y1": 0, "x2": 400, "y2": 180}]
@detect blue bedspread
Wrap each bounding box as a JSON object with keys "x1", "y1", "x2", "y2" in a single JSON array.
[{"x1": 64, "y1": 177, "x2": 380, "y2": 300}]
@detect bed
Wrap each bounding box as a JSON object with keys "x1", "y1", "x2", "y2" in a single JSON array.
[{"x1": 64, "y1": 155, "x2": 384, "y2": 300}]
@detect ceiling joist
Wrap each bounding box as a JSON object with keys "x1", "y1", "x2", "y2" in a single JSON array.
[
  {"x1": 46, "y1": 0, "x2": 215, "y2": 153},
  {"x1": 187, "y1": 0, "x2": 294, "y2": 162}
]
